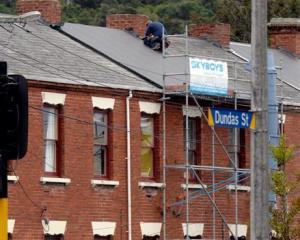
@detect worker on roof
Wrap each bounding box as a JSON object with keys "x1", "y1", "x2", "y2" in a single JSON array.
[{"x1": 143, "y1": 21, "x2": 169, "y2": 51}]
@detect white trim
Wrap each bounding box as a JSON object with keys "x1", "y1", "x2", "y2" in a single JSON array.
[
  {"x1": 228, "y1": 224, "x2": 247, "y2": 237},
  {"x1": 226, "y1": 184, "x2": 250, "y2": 192},
  {"x1": 92, "y1": 221, "x2": 116, "y2": 236},
  {"x1": 138, "y1": 182, "x2": 164, "y2": 189},
  {"x1": 91, "y1": 179, "x2": 119, "y2": 187},
  {"x1": 8, "y1": 219, "x2": 15, "y2": 234},
  {"x1": 42, "y1": 92, "x2": 66, "y2": 105},
  {"x1": 42, "y1": 220, "x2": 67, "y2": 235},
  {"x1": 140, "y1": 222, "x2": 162, "y2": 237},
  {"x1": 181, "y1": 183, "x2": 207, "y2": 190},
  {"x1": 92, "y1": 97, "x2": 115, "y2": 110},
  {"x1": 7, "y1": 175, "x2": 19, "y2": 183},
  {"x1": 40, "y1": 177, "x2": 71, "y2": 185},
  {"x1": 182, "y1": 223, "x2": 204, "y2": 237},
  {"x1": 182, "y1": 106, "x2": 202, "y2": 118},
  {"x1": 139, "y1": 101, "x2": 161, "y2": 114}
]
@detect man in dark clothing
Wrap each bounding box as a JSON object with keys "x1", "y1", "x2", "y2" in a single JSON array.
[{"x1": 143, "y1": 21, "x2": 169, "y2": 51}]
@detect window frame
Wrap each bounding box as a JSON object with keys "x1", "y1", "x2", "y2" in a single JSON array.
[
  {"x1": 140, "y1": 113, "x2": 158, "y2": 179},
  {"x1": 44, "y1": 234, "x2": 64, "y2": 240},
  {"x1": 183, "y1": 116, "x2": 201, "y2": 180},
  {"x1": 43, "y1": 104, "x2": 63, "y2": 177},
  {"x1": 93, "y1": 109, "x2": 110, "y2": 178}
]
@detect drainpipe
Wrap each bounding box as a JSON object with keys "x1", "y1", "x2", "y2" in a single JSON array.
[
  {"x1": 267, "y1": 52, "x2": 279, "y2": 205},
  {"x1": 126, "y1": 90, "x2": 133, "y2": 240}
]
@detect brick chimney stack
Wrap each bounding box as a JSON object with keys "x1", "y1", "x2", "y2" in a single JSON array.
[
  {"x1": 268, "y1": 18, "x2": 300, "y2": 56},
  {"x1": 16, "y1": 0, "x2": 61, "y2": 25},
  {"x1": 188, "y1": 23, "x2": 231, "y2": 48},
  {"x1": 106, "y1": 14, "x2": 149, "y2": 37}
]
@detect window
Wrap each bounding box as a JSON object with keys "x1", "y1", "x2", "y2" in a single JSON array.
[
  {"x1": 93, "y1": 111, "x2": 108, "y2": 177},
  {"x1": 141, "y1": 115, "x2": 155, "y2": 178},
  {"x1": 94, "y1": 236, "x2": 113, "y2": 240},
  {"x1": 44, "y1": 235, "x2": 64, "y2": 240},
  {"x1": 183, "y1": 117, "x2": 197, "y2": 166},
  {"x1": 142, "y1": 237, "x2": 159, "y2": 240},
  {"x1": 183, "y1": 117, "x2": 199, "y2": 180},
  {"x1": 229, "y1": 128, "x2": 246, "y2": 182},
  {"x1": 43, "y1": 106, "x2": 59, "y2": 174}
]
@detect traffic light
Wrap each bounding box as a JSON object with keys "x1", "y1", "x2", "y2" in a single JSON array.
[{"x1": 0, "y1": 62, "x2": 28, "y2": 161}]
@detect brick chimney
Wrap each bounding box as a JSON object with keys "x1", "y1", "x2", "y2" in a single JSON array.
[
  {"x1": 16, "y1": 0, "x2": 61, "y2": 25},
  {"x1": 188, "y1": 23, "x2": 231, "y2": 48},
  {"x1": 268, "y1": 18, "x2": 300, "y2": 56},
  {"x1": 106, "y1": 14, "x2": 149, "y2": 37}
]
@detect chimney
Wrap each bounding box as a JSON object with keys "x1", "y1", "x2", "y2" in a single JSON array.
[
  {"x1": 106, "y1": 14, "x2": 149, "y2": 37},
  {"x1": 16, "y1": 0, "x2": 61, "y2": 25},
  {"x1": 188, "y1": 23, "x2": 231, "y2": 48},
  {"x1": 268, "y1": 18, "x2": 300, "y2": 56}
]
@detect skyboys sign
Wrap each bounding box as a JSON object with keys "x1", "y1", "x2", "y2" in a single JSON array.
[{"x1": 189, "y1": 58, "x2": 228, "y2": 96}]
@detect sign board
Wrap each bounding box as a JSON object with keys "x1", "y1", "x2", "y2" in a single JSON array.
[
  {"x1": 208, "y1": 108, "x2": 256, "y2": 129},
  {"x1": 189, "y1": 58, "x2": 228, "y2": 96}
]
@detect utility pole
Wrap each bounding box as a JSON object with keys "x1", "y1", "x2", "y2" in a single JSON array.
[{"x1": 250, "y1": 0, "x2": 269, "y2": 239}]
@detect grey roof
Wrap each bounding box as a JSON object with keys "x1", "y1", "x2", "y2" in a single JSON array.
[
  {"x1": 230, "y1": 42, "x2": 300, "y2": 105},
  {"x1": 62, "y1": 22, "x2": 300, "y2": 105},
  {"x1": 62, "y1": 23, "x2": 251, "y2": 97},
  {"x1": 0, "y1": 15, "x2": 159, "y2": 92}
]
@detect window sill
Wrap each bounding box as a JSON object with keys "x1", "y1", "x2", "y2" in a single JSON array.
[
  {"x1": 40, "y1": 177, "x2": 71, "y2": 185},
  {"x1": 181, "y1": 183, "x2": 207, "y2": 190},
  {"x1": 91, "y1": 179, "x2": 119, "y2": 187},
  {"x1": 138, "y1": 181, "x2": 164, "y2": 189},
  {"x1": 7, "y1": 175, "x2": 19, "y2": 183},
  {"x1": 226, "y1": 184, "x2": 250, "y2": 192}
]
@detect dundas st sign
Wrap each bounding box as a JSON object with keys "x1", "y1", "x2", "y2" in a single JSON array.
[{"x1": 208, "y1": 108, "x2": 256, "y2": 129}]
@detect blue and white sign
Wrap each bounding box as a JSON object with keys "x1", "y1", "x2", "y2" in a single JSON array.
[
  {"x1": 189, "y1": 58, "x2": 228, "y2": 96},
  {"x1": 208, "y1": 108, "x2": 256, "y2": 129}
]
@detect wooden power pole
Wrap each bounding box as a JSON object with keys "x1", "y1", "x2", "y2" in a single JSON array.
[{"x1": 250, "y1": 0, "x2": 269, "y2": 239}]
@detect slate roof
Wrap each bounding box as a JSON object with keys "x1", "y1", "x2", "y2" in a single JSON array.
[
  {"x1": 0, "y1": 14, "x2": 159, "y2": 92},
  {"x1": 230, "y1": 42, "x2": 300, "y2": 105},
  {"x1": 61, "y1": 22, "x2": 300, "y2": 105}
]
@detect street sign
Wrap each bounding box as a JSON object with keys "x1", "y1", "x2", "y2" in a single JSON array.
[
  {"x1": 208, "y1": 108, "x2": 256, "y2": 129},
  {"x1": 189, "y1": 58, "x2": 228, "y2": 96}
]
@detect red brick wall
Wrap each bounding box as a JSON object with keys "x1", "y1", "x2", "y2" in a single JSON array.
[
  {"x1": 189, "y1": 23, "x2": 231, "y2": 48},
  {"x1": 106, "y1": 14, "x2": 149, "y2": 37},
  {"x1": 16, "y1": 0, "x2": 61, "y2": 24},
  {"x1": 8, "y1": 82, "x2": 251, "y2": 239}
]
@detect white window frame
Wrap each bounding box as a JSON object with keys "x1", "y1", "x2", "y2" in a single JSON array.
[
  {"x1": 141, "y1": 114, "x2": 155, "y2": 178},
  {"x1": 43, "y1": 106, "x2": 58, "y2": 174},
  {"x1": 93, "y1": 110, "x2": 108, "y2": 177}
]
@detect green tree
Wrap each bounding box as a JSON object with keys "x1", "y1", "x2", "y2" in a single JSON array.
[{"x1": 270, "y1": 136, "x2": 300, "y2": 240}]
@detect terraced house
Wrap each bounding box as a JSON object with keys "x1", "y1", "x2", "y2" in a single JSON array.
[{"x1": 1, "y1": 0, "x2": 300, "y2": 239}]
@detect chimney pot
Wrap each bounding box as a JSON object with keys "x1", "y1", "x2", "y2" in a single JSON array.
[
  {"x1": 16, "y1": 0, "x2": 61, "y2": 25},
  {"x1": 188, "y1": 23, "x2": 231, "y2": 48},
  {"x1": 268, "y1": 18, "x2": 300, "y2": 56},
  {"x1": 106, "y1": 14, "x2": 149, "y2": 37}
]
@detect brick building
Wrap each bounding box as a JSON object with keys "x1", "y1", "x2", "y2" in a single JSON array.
[{"x1": 1, "y1": 1, "x2": 300, "y2": 240}]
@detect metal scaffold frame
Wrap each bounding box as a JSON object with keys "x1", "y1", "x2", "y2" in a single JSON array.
[{"x1": 161, "y1": 26, "x2": 253, "y2": 240}]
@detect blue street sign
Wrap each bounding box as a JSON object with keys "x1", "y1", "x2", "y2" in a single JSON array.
[{"x1": 208, "y1": 108, "x2": 256, "y2": 129}]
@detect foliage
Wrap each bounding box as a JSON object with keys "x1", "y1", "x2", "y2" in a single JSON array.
[{"x1": 270, "y1": 136, "x2": 300, "y2": 240}]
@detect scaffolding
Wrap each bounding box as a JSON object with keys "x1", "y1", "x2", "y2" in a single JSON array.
[{"x1": 161, "y1": 26, "x2": 253, "y2": 240}]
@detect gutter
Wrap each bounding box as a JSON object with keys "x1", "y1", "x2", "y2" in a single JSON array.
[{"x1": 126, "y1": 90, "x2": 133, "y2": 240}]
